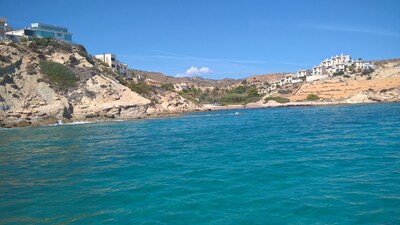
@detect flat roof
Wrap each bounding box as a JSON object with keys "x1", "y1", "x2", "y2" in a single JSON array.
[
  {"x1": 31, "y1": 22, "x2": 68, "y2": 30},
  {"x1": 95, "y1": 53, "x2": 116, "y2": 56}
]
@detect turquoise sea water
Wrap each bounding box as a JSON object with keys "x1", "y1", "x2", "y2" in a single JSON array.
[{"x1": 1, "y1": 103, "x2": 400, "y2": 224}]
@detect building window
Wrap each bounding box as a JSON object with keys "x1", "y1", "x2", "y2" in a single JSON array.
[
  {"x1": 57, "y1": 33, "x2": 62, "y2": 36},
  {"x1": 33, "y1": 30, "x2": 55, "y2": 38},
  {"x1": 64, "y1": 34, "x2": 72, "y2": 41}
]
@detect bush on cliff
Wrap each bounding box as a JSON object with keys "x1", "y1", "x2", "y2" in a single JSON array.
[
  {"x1": 217, "y1": 85, "x2": 260, "y2": 104},
  {"x1": 264, "y1": 96, "x2": 290, "y2": 103},
  {"x1": 219, "y1": 93, "x2": 248, "y2": 103},
  {"x1": 30, "y1": 37, "x2": 72, "y2": 52},
  {"x1": 362, "y1": 68, "x2": 374, "y2": 76},
  {"x1": 244, "y1": 96, "x2": 262, "y2": 104},
  {"x1": 333, "y1": 71, "x2": 345, "y2": 76},
  {"x1": 161, "y1": 83, "x2": 175, "y2": 91},
  {"x1": 306, "y1": 94, "x2": 320, "y2": 101},
  {"x1": 128, "y1": 82, "x2": 150, "y2": 95},
  {"x1": 278, "y1": 89, "x2": 292, "y2": 94},
  {"x1": 39, "y1": 60, "x2": 77, "y2": 88},
  {"x1": 0, "y1": 60, "x2": 22, "y2": 77}
]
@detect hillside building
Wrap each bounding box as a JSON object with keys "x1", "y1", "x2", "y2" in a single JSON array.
[
  {"x1": 7, "y1": 22, "x2": 72, "y2": 42},
  {"x1": 0, "y1": 17, "x2": 13, "y2": 38},
  {"x1": 312, "y1": 65, "x2": 327, "y2": 75},
  {"x1": 174, "y1": 83, "x2": 192, "y2": 91},
  {"x1": 297, "y1": 69, "x2": 311, "y2": 77},
  {"x1": 94, "y1": 53, "x2": 128, "y2": 75}
]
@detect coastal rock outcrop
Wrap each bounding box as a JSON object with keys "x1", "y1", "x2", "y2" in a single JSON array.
[
  {"x1": 345, "y1": 88, "x2": 400, "y2": 103},
  {"x1": 0, "y1": 40, "x2": 196, "y2": 128}
]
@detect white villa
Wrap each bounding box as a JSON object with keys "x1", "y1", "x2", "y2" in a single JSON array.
[
  {"x1": 262, "y1": 73, "x2": 303, "y2": 93},
  {"x1": 263, "y1": 53, "x2": 374, "y2": 93},
  {"x1": 312, "y1": 65, "x2": 327, "y2": 75},
  {"x1": 94, "y1": 53, "x2": 128, "y2": 75},
  {"x1": 306, "y1": 53, "x2": 374, "y2": 82},
  {"x1": 311, "y1": 53, "x2": 373, "y2": 77},
  {"x1": 297, "y1": 69, "x2": 311, "y2": 78},
  {"x1": 355, "y1": 60, "x2": 373, "y2": 70},
  {"x1": 174, "y1": 82, "x2": 192, "y2": 91},
  {"x1": 6, "y1": 22, "x2": 73, "y2": 43},
  {"x1": 311, "y1": 54, "x2": 351, "y2": 77}
]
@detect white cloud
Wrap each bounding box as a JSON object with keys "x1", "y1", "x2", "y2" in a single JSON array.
[{"x1": 176, "y1": 66, "x2": 213, "y2": 77}]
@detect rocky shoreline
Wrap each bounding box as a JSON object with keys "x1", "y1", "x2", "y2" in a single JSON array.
[
  {"x1": 2, "y1": 85, "x2": 400, "y2": 128},
  {"x1": 1, "y1": 40, "x2": 399, "y2": 128},
  {"x1": 3, "y1": 99, "x2": 399, "y2": 129}
]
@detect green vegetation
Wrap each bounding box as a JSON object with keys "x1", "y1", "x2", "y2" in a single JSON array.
[
  {"x1": 179, "y1": 91, "x2": 201, "y2": 104},
  {"x1": 348, "y1": 64, "x2": 355, "y2": 73},
  {"x1": 116, "y1": 75, "x2": 128, "y2": 85},
  {"x1": 98, "y1": 60, "x2": 109, "y2": 67},
  {"x1": 160, "y1": 83, "x2": 175, "y2": 91},
  {"x1": 278, "y1": 89, "x2": 292, "y2": 94},
  {"x1": 0, "y1": 74, "x2": 14, "y2": 86},
  {"x1": 0, "y1": 55, "x2": 11, "y2": 63},
  {"x1": 26, "y1": 64, "x2": 36, "y2": 75},
  {"x1": 178, "y1": 87, "x2": 204, "y2": 104},
  {"x1": 175, "y1": 85, "x2": 262, "y2": 105},
  {"x1": 264, "y1": 96, "x2": 290, "y2": 103},
  {"x1": 116, "y1": 76, "x2": 151, "y2": 95},
  {"x1": 244, "y1": 96, "x2": 262, "y2": 104},
  {"x1": 30, "y1": 37, "x2": 72, "y2": 52},
  {"x1": 39, "y1": 60, "x2": 77, "y2": 88},
  {"x1": 76, "y1": 45, "x2": 95, "y2": 65},
  {"x1": 198, "y1": 88, "x2": 221, "y2": 104},
  {"x1": 129, "y1": 82, "x2": 151, "y2": 95},
  {"x1": 68, "y1": 56, "x2": 79, "y2": 65},
  {"x1": 0, "y1": 60, "x2": 22, "y2": 77},
  {"x1": 20, "y1": 37, "x2": 28, "y2": 42},
  {"x1": 218, "y1": 85, "x2": 260, "y2": 104},
  {"x1": 362, "y1": 68, "x2": 374, "y2": 76},
  {"x1": 306, "y1": 94, "x2": 320, "y2": 101},
  {"x1": 333, "y1": 71, "x2": 345, "y2": 76},
  {"x1": 219, "y1": 93, "x2": 249, "y2": 103},
  {"x1": 245, "y1": 87, "x2": 260, "y2": 97}
]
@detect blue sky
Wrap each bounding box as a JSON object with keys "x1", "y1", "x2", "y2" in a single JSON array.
[{"x1": 2, "y1": 0, "x2": 400, "y2": 79}]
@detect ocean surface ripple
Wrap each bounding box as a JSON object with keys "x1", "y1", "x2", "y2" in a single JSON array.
[{"x1": 1, "y1": 103, "x2": 400, "y2": 224}]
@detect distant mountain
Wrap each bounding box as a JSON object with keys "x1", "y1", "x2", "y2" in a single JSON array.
[
  {"x1": 129, "y1": 69, "x2": 239, "y2": 89},
  {"x1": 244, "y1": 72, "x2": 291, "y2": 83}
]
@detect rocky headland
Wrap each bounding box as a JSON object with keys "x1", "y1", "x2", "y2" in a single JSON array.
[
  {"x1": 1, "y1": 39, "x2": 399, "y2": 128},
  {"x1": 0, "y1": 39, "x2": 198, "y2": 128}
]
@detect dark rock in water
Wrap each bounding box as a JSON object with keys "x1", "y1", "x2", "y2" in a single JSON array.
[
  {"x1": 85, "y1": 113, "x2": 99, "y2": 118},
  {"x1": 15, "y1": 120, "x2": 30, "y2": 127},
  {"x1": 62, "y1": 104, "x2": 74, "y2": 119}
]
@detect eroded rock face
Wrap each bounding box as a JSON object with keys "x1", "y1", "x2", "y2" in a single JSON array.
[
  {"x1": 0, "y1": 41, "x2": 200, "y2": 128},
  {"x1": 345, "y1": 88, "x2": 400, "y2": 104},
  {"x1": 0, "y1": 43, "x2": 153, "y2": 127},
  {"x1": 146, "y1": 91, "x2": 199, "y2": 115}
]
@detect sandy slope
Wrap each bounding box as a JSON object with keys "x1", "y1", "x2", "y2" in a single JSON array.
[{"x1": 290, "y1": 63, "x2": 400, "y2": 101}]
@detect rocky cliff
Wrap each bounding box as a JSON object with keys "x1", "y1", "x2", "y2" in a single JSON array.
[
  {"x1": 0, "y1": 40, "x2": 198, "y2": 128},
  {"x1": 1, "y1": 39, "x2": 399, "y2": 128}
]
